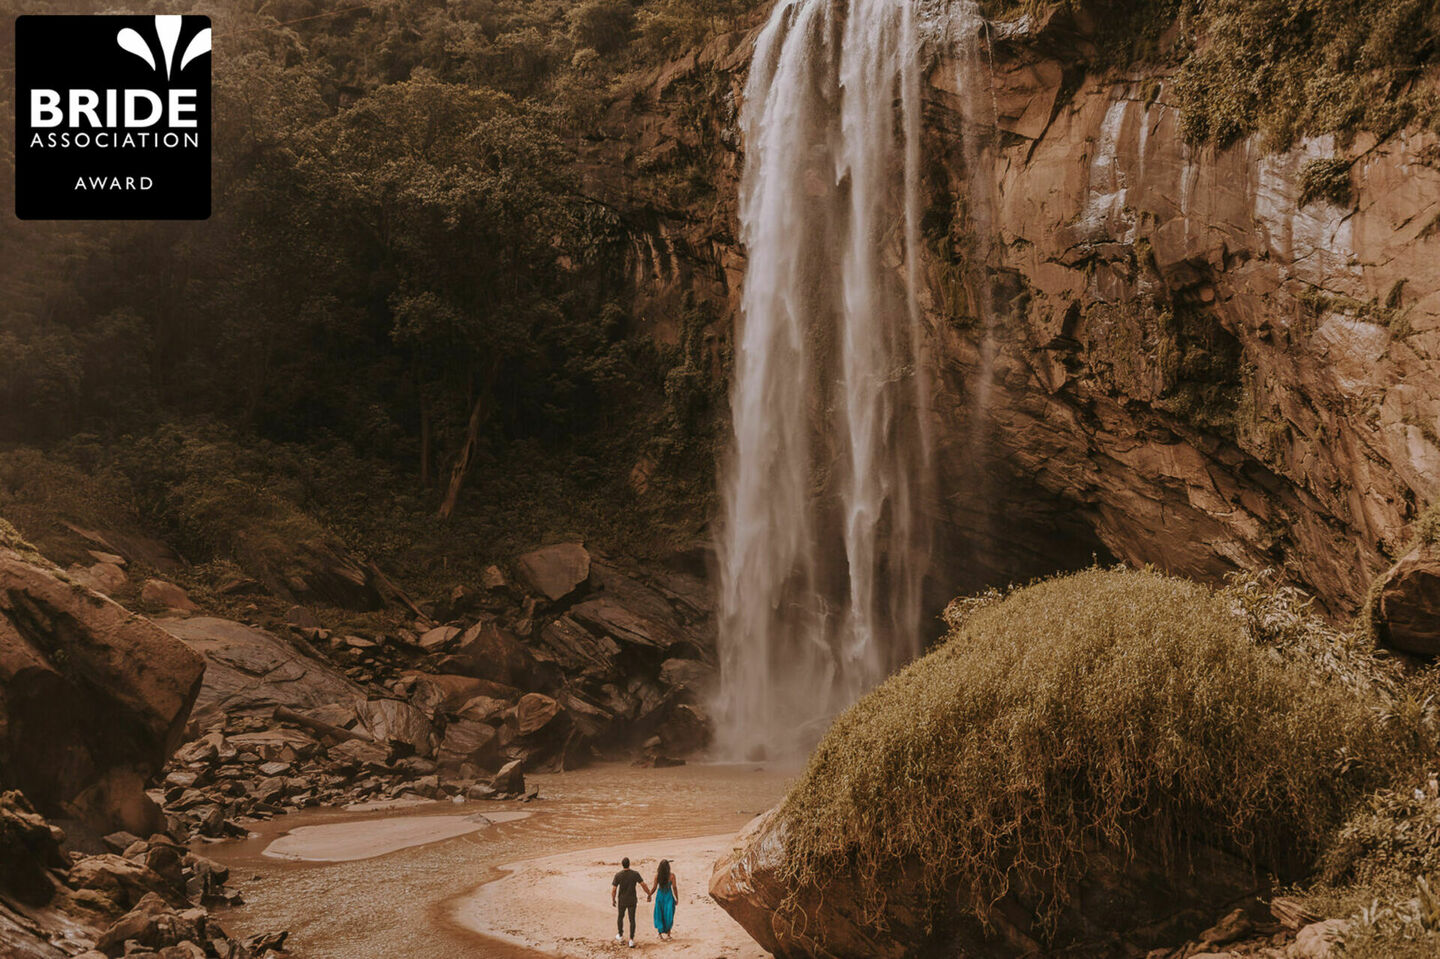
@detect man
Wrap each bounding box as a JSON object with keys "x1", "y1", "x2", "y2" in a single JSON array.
[{"x1": 611, "y1": 856, "x2": 649, "y2": 948}]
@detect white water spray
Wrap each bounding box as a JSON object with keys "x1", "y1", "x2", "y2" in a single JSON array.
[{"x1": 716, "y1": 0, "x2": 943, "y2": 759}]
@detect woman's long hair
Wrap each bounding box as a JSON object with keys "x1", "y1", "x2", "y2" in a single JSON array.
[{"x1": 654, "y1": 859, "x2": 671, "y2": 889}]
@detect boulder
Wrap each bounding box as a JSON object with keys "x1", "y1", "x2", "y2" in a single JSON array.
[
  {"x1": 140, "y1": 580, "x2": 198, "y2": 613},
  {"x1": 447, "y1": 621, "x2": 534, "y2": 687},
  {"x1": 417, "y1": 625, "x2": 460, "y2": 652},
  {"x1": 515, "y1": 543, "x2": 590, "y2": 601},
  {"x1": 491, "y1": 759, "x2": 525, "y2": 795},
  {"x1": 569, "y1": 597, "x2": 683, "y2": 651},
  {"x1": 94, "y1": 892, "x2": 200, "y2": 955},
  {"x1": 0, "y1": 790, "x2": 65, "y2": 906},
  {"x1": 68, "y1": 855, "x2": 185, "y2": 913},
  {"x1": 1371, "y1": 543, "x2": 1440, "y2": 655},
  {"x1": 516, "y1": 693, "x2": 561, "y2": 736},
  {"x1": 354, "y1": 698, "x2": 434, "y2": 757},
  {"x1": 158, "y1": 617, "x2": 365, "y2": 724},
  {"x1": 436, "y1": 721, "x2": 500, "y2": 773},
  {"x1": 0, "y1": 547, "x2": 205, "y2": 837},
  {"x1": 455, "y1": 695, "x2": 511, "y2": 725},
  {"x1": 398, "y1": 671, "x2": 519, "y2": 714},
  {"x1": 659, "y1": 658, "x2": 717, "y2": 695},
  {"x1": 69, "y1": 562, "x2": 128, "y2": 596}
]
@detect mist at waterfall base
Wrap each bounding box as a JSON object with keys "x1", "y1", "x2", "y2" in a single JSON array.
[{"x1": 715, "y1": 0, "x2": 980, "y2": 762}]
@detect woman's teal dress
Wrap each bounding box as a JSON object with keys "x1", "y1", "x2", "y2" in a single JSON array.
[{"x1": 653, "y1": 880, "x2": 676, "y2": 934}]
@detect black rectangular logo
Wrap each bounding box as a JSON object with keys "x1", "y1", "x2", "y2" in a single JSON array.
[{"x1": 14, "y1": 14, "x2": 211, "y2": 220}]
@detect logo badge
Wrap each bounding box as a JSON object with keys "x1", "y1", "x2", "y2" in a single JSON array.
[{"x1": 14, "y1": 15, "x2": 212, "y2": 220}]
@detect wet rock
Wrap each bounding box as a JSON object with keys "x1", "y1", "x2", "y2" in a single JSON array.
[
  {"x1": 515, "y1": 543, "x2": 590, "y2": 601},
  {"x1": 1370, "y1": 543, "x2": 1440, "y2": 656},
  {"x1": 139, "y1": 580, "x2": 198, "y2": 613},
  {"x1": 491, "y1": 759, "x2": 525, "y2": 795},
  {"x1": 158, "y1": 618, "x2": 365, "y2": 724},
  {"x1": 0, "y1": 546, "x2": 205, "y2": 837}
]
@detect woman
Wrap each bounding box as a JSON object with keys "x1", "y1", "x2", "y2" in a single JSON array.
[{"x1": 648, "y1": 859, "x2": 678, "y2": 940}]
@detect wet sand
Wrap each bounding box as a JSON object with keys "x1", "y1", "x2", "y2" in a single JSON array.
[
  {"x1": 456, "y1": 834, "x2": 767, "y2": 957},
  {"x1": 202, "y1": 763, "x2": 792, "y2": 958},
  {"x1": 264, "y1": 810, "x2": 533, "y2": 862}
]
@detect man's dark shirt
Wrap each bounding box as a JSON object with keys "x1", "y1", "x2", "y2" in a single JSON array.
[{"x1": 613, "y1": 868, "x2": 643, "y2": 907}]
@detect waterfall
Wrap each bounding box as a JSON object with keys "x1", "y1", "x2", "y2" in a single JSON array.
[{"x1": 715, "y1": 0, "x2": 940, "y2": 759}]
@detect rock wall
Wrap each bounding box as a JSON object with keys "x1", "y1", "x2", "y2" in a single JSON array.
[
  {"x1": 916, "y1": 13, "x2": 1440, "y2": 613},
  {"x1": 611, "y1": 7, "x2": 1440, "y2": 616}
]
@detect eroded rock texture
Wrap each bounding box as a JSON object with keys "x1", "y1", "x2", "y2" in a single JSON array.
[
  {"x1": 0, "y1": 546, "x2": 204, "y2": 839},
  {"x1": 913, "y1": 19, "x2": 1440, "y2": 612}
]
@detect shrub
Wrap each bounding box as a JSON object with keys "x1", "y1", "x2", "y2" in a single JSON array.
[
  {"x1": 777, "y1": 567, "x2": 1414, "y2": 935},
  {"x1": 569, "y1": 0, "x2": 635, "y2": 56},
  {"x1": 1298, "y1": 157, "x2": 1354, "y2": 207}
]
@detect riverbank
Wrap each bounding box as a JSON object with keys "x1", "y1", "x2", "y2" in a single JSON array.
[{"x1": 201, "y1": 763, "x2": 792, "y2": 958}]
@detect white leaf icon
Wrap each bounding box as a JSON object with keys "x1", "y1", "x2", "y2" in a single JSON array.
[
  {"x1": 116, "y1": 27, "x2": 156, "y2": 71},
  {"x1": 180, "y1": 28, "x2": 211, "y2": 72},
  {"x1": 155, "y1": 15, "x2": 182, "y2": 78}
]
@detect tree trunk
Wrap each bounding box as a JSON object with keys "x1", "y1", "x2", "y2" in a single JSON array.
[
  {"x1": 437, "y1": 393, "x2": 486, "y2": 520},
  {"x1": 419, "y1": 390, "x2": 432, "y2": 488}
]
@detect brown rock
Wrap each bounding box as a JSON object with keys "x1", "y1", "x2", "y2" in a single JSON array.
[
  {"x1": 354, "y1": 698, "x2": 434, "y2": 757},
  {"x1": 455, "y1": 695, "x2": 511, "y2": 725},
  {"x1": 70, "y1": 561, "x2": 128, "y2": 595},
  {"x1": 1371, "y1": 543, "x2": 1440, "y2": 655},
  {"x1": 158, "y1": 617, "x2": 365, "y2": 724},
  {"x1": 436, "y1": 720, "x2": 500, "y2": 774},
  {"x1": 0, "y1": 547, "x2": 204, "y2": 837},
  {"x1": 515, "y1": 543, "x2": 590, "y2": 601},
  {"x1": 417, "y1": 625, "x2": 461, "y2": 651},
  {"x1": 516, "y1": 693, "x2": 560, "y2": 736},
  {"x1": 0, "y1": 790, "x2": 65, "y2": 906},
  {"x1": 140, "y1": 580, "x2": 198, "y2": 613},
  {"x1": 94, "y1": 891, "x2": 199, "y2": 954},
  {"x1": 68, "y1": 855, "x2": 184, "y2": 912},
  {"x1": 491, "y1": 759, "x2": 525, "y2": 795},
  {"x1": 448, "y1": 621, "x2": 534, "y2": 687}
]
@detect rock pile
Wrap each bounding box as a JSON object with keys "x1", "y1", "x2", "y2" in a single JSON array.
[
  {"x1": 1, "y1": 789, "x2": 286, "y2": 959},
  {"x1": 160, "y1": 708, "x2": 537, "y2": 841}
]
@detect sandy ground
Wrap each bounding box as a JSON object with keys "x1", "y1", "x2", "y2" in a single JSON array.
[
  {"x1": 202, "y1": 763, "x2": 793, "y2": 959},
  {"x1": 454, "y1": 835, "x2": 767, "y2": 958},
  {"x1": 263, "y1": 810, "x2": 533, "y2": 862}
]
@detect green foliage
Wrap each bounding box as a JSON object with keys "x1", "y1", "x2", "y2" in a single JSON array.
[
  {"x1": 1298, "y1": 157, "x2": 1354, "y2": 207},
  {"x1": 1171, "y1": 0, "x2": 1440, "y2": 148},
  {"x1": 776, "y1": 568, "x2": 1414, "y2": 939},
  {"x1": 984, "y1": 0, "x2": 1440, "y2": 149}
]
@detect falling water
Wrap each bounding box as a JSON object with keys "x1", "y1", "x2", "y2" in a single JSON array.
[{"x1": 715, "y1": 0, "x2": 942, "y2": 759}]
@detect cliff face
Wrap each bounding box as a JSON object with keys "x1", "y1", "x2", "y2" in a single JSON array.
[
  {"x1": 918, "y1": 16, "x2": 1440, "y2": 613},
  {"x1": 609, "y1": 8, "x2": 1440, "y2": 617}
]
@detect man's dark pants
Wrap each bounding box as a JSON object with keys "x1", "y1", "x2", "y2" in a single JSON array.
[{"x1": 617, "y1": 901, "x2": 636, "y2": 938}]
